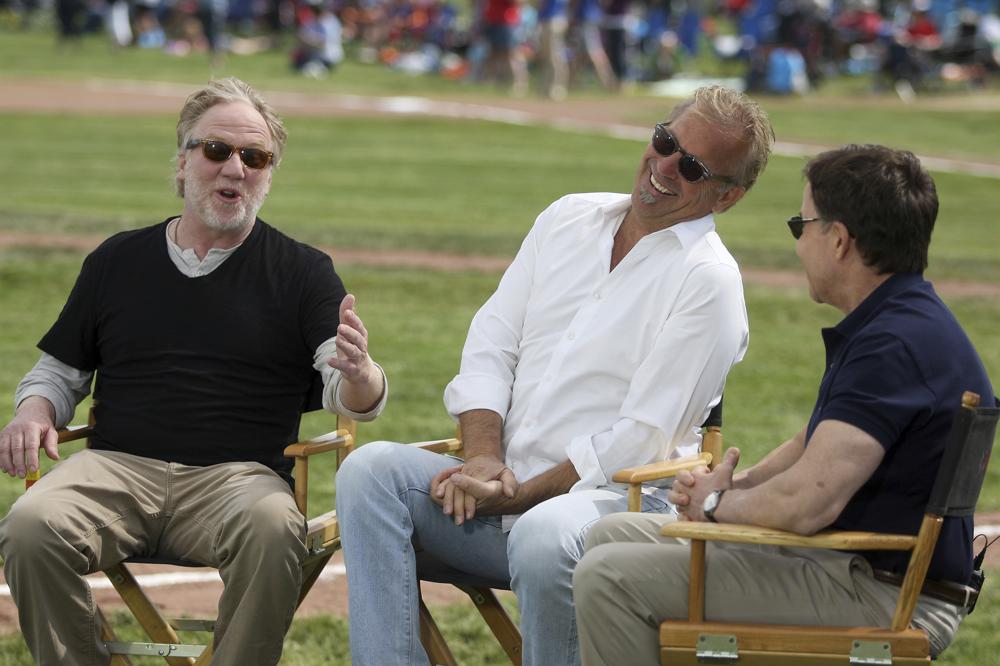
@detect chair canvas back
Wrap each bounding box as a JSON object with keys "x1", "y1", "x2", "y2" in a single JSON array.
[{"x1": 927, "y1": 396, "x2": 999, "y2": 518}]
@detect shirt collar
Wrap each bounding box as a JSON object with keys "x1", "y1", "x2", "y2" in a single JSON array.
[
  {"x1": 830, "y1": 272, "x2": 927, "y2": 341},
  {"x1": 667, "y1": 214, "x2": 716, "y2": 249},
  {"x1": 595, "y1": 195, "x2": 716, "y2": 249}
]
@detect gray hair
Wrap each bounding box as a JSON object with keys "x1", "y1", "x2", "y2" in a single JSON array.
[
  {"x1": 668, "y1": 85, "x2": 774, "y2": 191},
  {"x1": 174, "y1": 77, "x2": 287, "y2": 196}
]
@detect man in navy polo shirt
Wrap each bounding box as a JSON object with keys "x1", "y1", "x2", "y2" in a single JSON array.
[{"x1": 573, "y1": 144, "x2": 993, "y2": 664}]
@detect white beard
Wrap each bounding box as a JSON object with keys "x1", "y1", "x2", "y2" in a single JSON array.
[{"x1": 184, "y1": 173, "x2": 269, "y2": 232}]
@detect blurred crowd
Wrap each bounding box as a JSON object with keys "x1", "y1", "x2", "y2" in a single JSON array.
[{"x1": 2, "y1": 0, "x2": 998, "y2": 97}]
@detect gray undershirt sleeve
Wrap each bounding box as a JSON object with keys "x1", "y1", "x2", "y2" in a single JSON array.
[{"x1": 15, "y1": 354, "x2": 93, "y2": 428}]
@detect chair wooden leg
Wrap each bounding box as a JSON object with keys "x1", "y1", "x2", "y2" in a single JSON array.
[
  {"x1": 419, "y1": 589, "x2": 458, "y2": 666},
  {"x1": 688, "y1": 540, "x2": 706, "y2": 622},
  {"x1": 96, "y1": 605, "x2": 134, "y2": 666},
  {"x1": 297, "y1": 552, "x2": 334, "y2": 607},
  {"x1": 192, "y1": 644, "x2": 214, "y2": 665},
  {"x1": 103, "y1": 563, "x2": 198, "y2": 666},
  {"x1": 459, "y1": 586, "x2": 522, "y2": 665}
]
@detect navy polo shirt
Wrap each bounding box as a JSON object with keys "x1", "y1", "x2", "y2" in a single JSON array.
[{"x1": 805, "y1": 273, "x2": 993, "y2": 584}]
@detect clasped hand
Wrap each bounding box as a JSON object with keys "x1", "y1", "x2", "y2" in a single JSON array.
[
  {"x1": 430, "y1": 454, "x2": 518, "y2": 525},
  {"x1": 668, "y1": 447, "x2": 740, "y2": 522}
]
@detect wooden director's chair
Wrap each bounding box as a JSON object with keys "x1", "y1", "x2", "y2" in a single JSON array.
[
  {"x1": 24, "y1": 410, "x2": 356, "y2": 666},
  {"x1": 652, "y1": 391, "x2": 998, "y2": 665},
  {"x1": 415, "y1": 398, "x2": 726, "y2": 666}
]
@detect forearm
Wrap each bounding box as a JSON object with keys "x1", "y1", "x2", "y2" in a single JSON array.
[
  {"x1": 459, "y1": 409, "x2": 505, "y2": 460},
  {"x1": 498, "y1": 459, "x2": 579, "y2": 514},
  {"x1": 14, "y1": 395, "x2": 56, "y2": 424},
  {"x1": 731, "y1": 430, "x2": 805, "y2": 490},
  {"x1": 696, "y1": 423, "x2": 885, "y2": 535},
  {"x1": 712, "y1": 477, "x2": 824, "y2": 534}
]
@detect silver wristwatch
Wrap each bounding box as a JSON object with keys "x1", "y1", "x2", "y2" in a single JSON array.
[{"x1": 702, "y1": 489, "x2": 726, "y2": 523}]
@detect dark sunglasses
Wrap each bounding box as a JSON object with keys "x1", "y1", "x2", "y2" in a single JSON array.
[
  {"x1": 186, "y1": 138, "x2": 274, "y2": 169},
  {"x1": 787, "y1": 215, "x2": 821, "y2": 239},
  {"x1": 651, "y1": 123, "x2": 735, "y2": 185}
]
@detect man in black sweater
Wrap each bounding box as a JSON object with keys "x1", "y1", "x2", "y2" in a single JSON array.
[{"x1": 0, "y1": 77, "x2": 386, "y2": 666}]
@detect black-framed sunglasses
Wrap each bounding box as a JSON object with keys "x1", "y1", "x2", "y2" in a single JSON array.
[
  {"x1": 787, "y1": 215, "x2": 821, "y2": 239},
  {"x1": 651, "y1": 123, "x2": 736, "y2": 185},
  {"x1": 185, "y1": 138, "x2": 274, "y2": 169}
]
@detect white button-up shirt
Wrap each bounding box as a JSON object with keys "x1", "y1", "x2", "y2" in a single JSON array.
[{"x1": 444, "y1": 192, "x2": 748, "y2": 496}]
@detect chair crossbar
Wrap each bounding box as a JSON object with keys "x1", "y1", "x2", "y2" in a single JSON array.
[
  {"x1": 106, "y1": 642, "x2": 206, "y2": 658},
  {"x1": 168, "y1": 619, "x2": 215, "y2": 632}
]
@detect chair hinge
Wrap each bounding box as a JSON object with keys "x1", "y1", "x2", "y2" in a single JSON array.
[
  {"x1": 695, "y1": 633, "x2": 738, "y2": 662},
  {"x1": 106, "y1": 641, "x2": 206, "y2": 658},
  {"x1": 849, "y1": 640, "x2": 893, "y2": 665}
]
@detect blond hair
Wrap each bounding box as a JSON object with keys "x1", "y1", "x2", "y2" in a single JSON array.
[{"x1": 668, "y1": 85, "x2": 774, "y2": 190}]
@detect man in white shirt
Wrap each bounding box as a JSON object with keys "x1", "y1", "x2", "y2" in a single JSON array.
[
  {"x1": 0, "y1": 77, "x2": 386, "y2": 666},
  {"x1": 336, "y1": 85, "x2": 774, "y2": 666}
]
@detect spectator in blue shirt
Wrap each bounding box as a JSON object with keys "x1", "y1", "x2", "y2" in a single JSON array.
[{"x1": 574, "y1": 144, "x2": 993, "y2": 664}]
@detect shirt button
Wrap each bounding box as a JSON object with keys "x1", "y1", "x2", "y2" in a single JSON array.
[
  {"x1": 594, "y1": 292, "x2": 602, "y2": 300},
  {"x1": 567, "y1": 332, "x2": 576, "y2": 340}
]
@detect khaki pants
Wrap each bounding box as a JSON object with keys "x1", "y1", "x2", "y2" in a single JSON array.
[
  {"x1": 573, "y1": 512, "x2": 965, "y2": 666},
  {"x1": 0, "y1": 449, "x2": 307, "y2": 666}
]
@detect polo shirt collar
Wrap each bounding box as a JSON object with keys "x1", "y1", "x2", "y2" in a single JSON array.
[{"x1": 830, "y1": 272, "x2": 926, "y2": 341}]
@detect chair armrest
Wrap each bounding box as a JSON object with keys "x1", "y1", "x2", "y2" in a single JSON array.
[
  {"x1": 611, "y1": 452, "x2": 713, "y2": 484},
  {"x1": 304, "y1": 509, "x2": 340, "y2": 557},
  {"x1": 659, "y1": 521, "x2": 918, "y2": 551},
  {"x1": 283, "y1": 429, "x2": 353, "y2": 458},
  {"x1": 26, "y1": 425, "x2": 96, "y2": 489},
  {"x1": 284, "y1": 429, "x2": 355, "y2": 517},
  {"x1": 410, "y1": 438, "x2": 463, "y2": 455},
  {"x1": 57, "y1": 424, "x2": 95, "y2": 444},
  {"x1": 612, "y1": 452, "x2": 714, "y2": 512}
]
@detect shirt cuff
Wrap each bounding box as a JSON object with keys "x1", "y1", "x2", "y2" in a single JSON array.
[
  {"x1": 566, "y1": 430, "x2": 612, "y2": 491},
  {"x1": 443, "y1": 373, "x2": 512, "y2": 421},
  {"x1": 313, "y1": 338, "x2": 387, "y2": 422},
  {"x1": 323, "y1": 361, "x2": 388, "y2": 422}
]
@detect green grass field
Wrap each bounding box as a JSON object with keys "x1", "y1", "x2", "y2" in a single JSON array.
[{"x1": 1, "y1": 22, "x2": 999, "y2": 666}]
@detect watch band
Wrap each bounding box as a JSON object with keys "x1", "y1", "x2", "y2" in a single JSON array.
[{"x1": 704, "y1": 489, "x2": 726, "y2": 523}]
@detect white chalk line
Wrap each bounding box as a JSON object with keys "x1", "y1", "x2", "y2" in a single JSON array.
[{"x1": 0, "y1": 564, "x2": 347, "y2": 598}]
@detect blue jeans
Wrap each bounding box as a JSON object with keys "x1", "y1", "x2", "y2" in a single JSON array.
[{"x1": 336, "y1": 441, "x2": 672, "y2": 666}]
